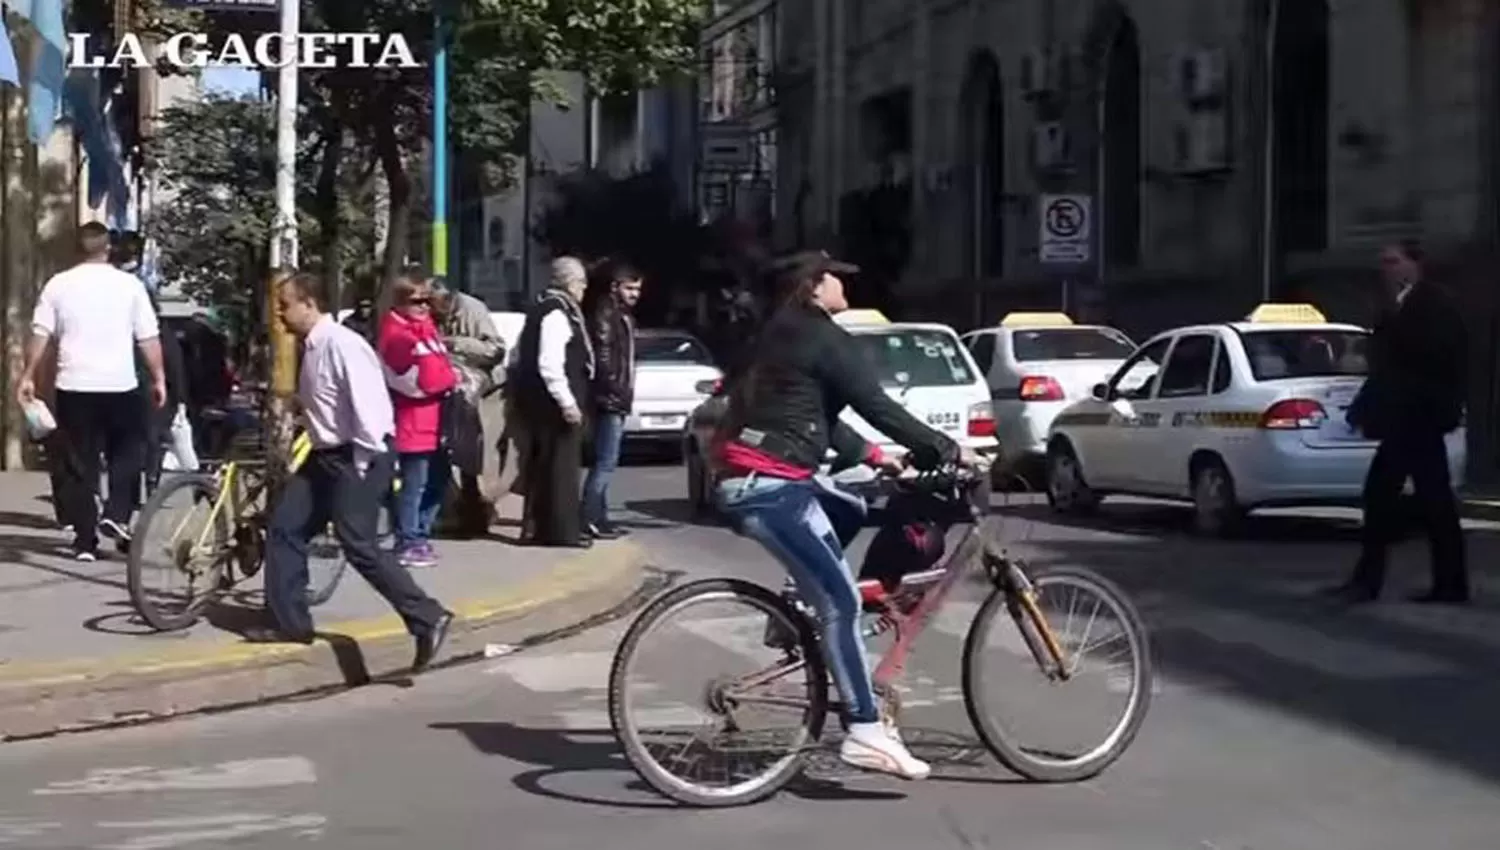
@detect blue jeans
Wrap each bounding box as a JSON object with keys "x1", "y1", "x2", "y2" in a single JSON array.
[
  {"x1": 396, "y1": 449, "x2": 449, "y2": 549},
  {"x1": 582, "y1": 412, "x2": 625, "y2": 527},
  {"x1": 716, "y1": 473, "x2": 877, "y2": 723}
]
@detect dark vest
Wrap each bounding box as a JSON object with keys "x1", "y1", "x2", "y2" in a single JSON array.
[{"x1": 513, "y1": 294, "x2": 592, "y2": 423}]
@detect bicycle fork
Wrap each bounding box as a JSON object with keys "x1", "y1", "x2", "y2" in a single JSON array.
[{"x1": 988, "y1": 550, "x2": 1073, "y2": 681}]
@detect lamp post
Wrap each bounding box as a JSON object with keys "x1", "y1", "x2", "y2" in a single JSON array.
[
  {"x1": 432, "y1": 0, "x2": 450, "y2": 277},
  {"x1": 267, "y1": 0, "x2": 300, "y2": 486}
]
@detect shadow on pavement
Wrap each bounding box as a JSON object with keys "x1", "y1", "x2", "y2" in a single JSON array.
[
  {"x1": 432, "y1": 721, "x2": 920, "y2": 807},
  {"x1": 1000, "y1": 517, "x2": 1500, "y2": 789}
]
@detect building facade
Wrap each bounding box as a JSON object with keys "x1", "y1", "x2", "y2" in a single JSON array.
[
  {"x1": 697, "y1": 0, "x2": 781, "y2": 230},
  {"x1": 776, "y1": 0, "x2": 1500, "y2": 479}
]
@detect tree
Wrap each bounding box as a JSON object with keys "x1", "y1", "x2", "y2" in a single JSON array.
[
  {"x1": 301, "y1": 0, "x2": 708, "y2": 279},
  {"x1": 144, "y1": 94, "x2": 318, "y2": 307},
  {"x1": 533, "y1": 165, "x2": 706, "y2": 325}
]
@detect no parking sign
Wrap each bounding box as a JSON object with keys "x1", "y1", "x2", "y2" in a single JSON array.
[{"x1": 1039, "y1": 194, "x2": 1092, "y2": 264}]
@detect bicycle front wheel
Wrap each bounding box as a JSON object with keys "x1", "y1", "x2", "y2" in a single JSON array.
[
  {"x1": 127, "y1": 473, "x2": 234, "y2": 632},
  {"x1": 608, "y1": 578, "x2": 829, "y2": 807},
  {"x1": 962, "y1": 564, "x2": 1153, "y2": 782}
]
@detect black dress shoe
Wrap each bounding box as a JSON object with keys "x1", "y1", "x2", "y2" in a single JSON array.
[
  {"x1": 413, "y1": 610, "x2": 455, "y2": 672},
  {"x1": 241, "y1": 626, "x2": 316, "y2": 645},
  {"x1": 1408, "y1": 589, "x2": 1470, "y2": 605},
  {"x1": 1319, "y1": 581, "x2": 1379, "y2": 604}
]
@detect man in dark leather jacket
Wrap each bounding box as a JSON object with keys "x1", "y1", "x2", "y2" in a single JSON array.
[
  {"x1": 582, "y1": 262, "x2": 643, "y2": 538},
  {"x1": 1327, "y1": 239, "x2": 1469, "y2": 604}
]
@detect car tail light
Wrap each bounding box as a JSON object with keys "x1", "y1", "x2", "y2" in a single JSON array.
[
  {"x1": 1260, "y1": 398, "x2": 1327, "y2": 430},
  {"x1": 1018, "y1": 375, "x2": 1065, "y2": 402},
  {"x1": 968, "y1": 401, "x2": 996, "y2": 437}
]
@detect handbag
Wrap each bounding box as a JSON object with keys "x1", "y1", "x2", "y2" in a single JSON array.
[{"x1": 439, "y1": 391, "x2": 484, "y2": 475}]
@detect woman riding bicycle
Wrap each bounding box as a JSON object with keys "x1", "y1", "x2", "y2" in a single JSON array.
[{"x1": 710, "y1": 249, "x2": 977, "y2": 781}]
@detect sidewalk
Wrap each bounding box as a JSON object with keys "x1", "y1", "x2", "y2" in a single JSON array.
[{"x1": 0, "y1": 473, "x2": 653, "y2": 740}]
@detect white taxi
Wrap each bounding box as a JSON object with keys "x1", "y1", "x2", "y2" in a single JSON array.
[
  {"x1": 683, "y1": 309, "x2": 998, "y2": 516},
  {"x1": 1043, "y1": 303, "x2": 1467, "y2": 536},
  {"x1": 961, "y1": 312, "x2": 1135, "y2": 480}
]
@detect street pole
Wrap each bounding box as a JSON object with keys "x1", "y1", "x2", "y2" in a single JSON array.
[
  {"x1": 1260, "y1": 0, "x2": 1279, "y2": 303},
  {"x1": 432, "y1": 1, "x2": 450, "y2": 277},
  {"x1": 267, "y1": 0, "x2": 301, "y2": 486}
]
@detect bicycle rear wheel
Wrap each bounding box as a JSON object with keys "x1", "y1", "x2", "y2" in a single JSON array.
[
  {"x1": 609, "y1": 578, "x2": 829, "y2": 807},
  {"x1": 127, "y1": 474, "x2": 233, "y2": 632},
  {"x1": 962, "y1": 563, "x2": 1153, "y2": 782}
]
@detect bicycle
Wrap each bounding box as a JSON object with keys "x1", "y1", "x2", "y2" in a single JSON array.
[
  {"x1": 608, "y1": 462, "x2": 1154, "y2": 807},
  {"x1": 126, "y1": 429, "x2": 355, "y2": 632}
]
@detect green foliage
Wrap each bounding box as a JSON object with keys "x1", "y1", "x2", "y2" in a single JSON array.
[{"x1": 144, "y1": 94, "x2": 319, "y2": 306}]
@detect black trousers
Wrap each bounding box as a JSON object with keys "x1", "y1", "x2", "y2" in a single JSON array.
[
  {"x1": 265, "y1": 447, "x2": 446, "y2": 637},
  {"x1": 1353, "y1": 430, "x2": 1467, "y2": 596},
  {"x1": 521, "y1": 421, "x2": 583, "y2": 545},
  {"x1": 53, "y1": 389, "x2": 147, "y2": 552}
]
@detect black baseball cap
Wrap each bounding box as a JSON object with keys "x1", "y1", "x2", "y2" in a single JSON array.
[{"x1": 771, "y1": 249, "x2": 860, "y2": 278}]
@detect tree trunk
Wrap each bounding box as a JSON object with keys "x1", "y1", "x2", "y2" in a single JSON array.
[
  {"x1": 315, "y1": 119, "x2": 345, "y2": 307},
  {"x1": 376, "y1": 121, "x2": 411, "y2": 291}
]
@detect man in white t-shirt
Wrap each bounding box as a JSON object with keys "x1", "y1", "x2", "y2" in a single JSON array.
[{"x1": 17, "y1": 222, "x2": 166, "y2": 561}]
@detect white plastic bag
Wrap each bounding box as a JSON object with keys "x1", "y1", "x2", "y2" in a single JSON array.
[{"x1": 22, "y1": 399, "x2": 56, "y2": 442}]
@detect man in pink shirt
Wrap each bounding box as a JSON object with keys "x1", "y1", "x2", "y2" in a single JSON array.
[{"x1": 255, "y1": 272, "x2": 452, "y2": 671}]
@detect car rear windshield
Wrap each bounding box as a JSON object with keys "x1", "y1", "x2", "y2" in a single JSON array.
[
  {"x1": 1241, "y1": 329, "x2": 1369, "y2": 380},
  {"x1": 636, "y1": 334, "x2": 714, "y2": 365},
  {"x1": 1012, "y1": 328, "x2": 1135, "y2": 362},
  {"x1": 850, "y1": 329, "x2": 977, "y2": 387}
]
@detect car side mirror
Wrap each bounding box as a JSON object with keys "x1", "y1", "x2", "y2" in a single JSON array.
[{"x1": 1090, "y1": 382, "x2": 1110, "y2": 401}]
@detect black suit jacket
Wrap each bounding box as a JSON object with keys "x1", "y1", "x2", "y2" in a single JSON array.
[{"x1": 1348, "y1": 282, "x2": 1467, "y2": 439}]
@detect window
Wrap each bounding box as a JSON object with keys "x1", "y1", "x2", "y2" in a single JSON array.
[
  {"x1": 1156, "y1": 335, "x2": 1217, "y2": 398},
  {"x1": 636, "y1": 334, "x2": 715, "y2": 365},
  {"x1": 1240, "y1": 330, "x2": 1368, "y2": 381},
  {"x1": 1012, "y1": 327, "x2": 1135, "y2": 362},
  {"x1": 849, "y1": 329, "x2": 977, "y2": 387},
  {"x1": 967, "y1": 333, "x2": 997, "y2": 374},
  {"x1": 1211, "y1": 346, "x2": 1232, "y2": 393},
  {"x1": 1106, "y1": 337, "x2": 1171, "y2": 401}
]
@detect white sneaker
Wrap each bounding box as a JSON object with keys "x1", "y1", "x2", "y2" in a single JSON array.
[{"x1": 839, "y1": 722, "x2": 930, "y2": 780}]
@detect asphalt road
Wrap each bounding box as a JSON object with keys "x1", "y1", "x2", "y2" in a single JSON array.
[{"x1": 3, "y1": 458, "x2": 1500, "y2": 849}]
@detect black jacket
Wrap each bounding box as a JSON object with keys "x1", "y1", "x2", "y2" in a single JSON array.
[
  {"x1": 512, "y1": 292, "x2": 594, "y2": 427},
  {"x1": 589, "y1": 295, "x2": 636, "y2": 414},
  {"x1": 718, "y1": 304, "x2": 960, "y2": 471},
  {"x1": 1348, "y1": 281, "x2": 1467, "y2": 439}
]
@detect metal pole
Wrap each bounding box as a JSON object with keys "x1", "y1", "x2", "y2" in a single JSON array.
[
  {"x1": 1260, "y1": 0, "x2": 1279, "y2": 302},
  {"x1": 267, "y1": 0, "x2": 301, "y2": 485},
  {"x1": 432, "y1": 3, "x2": 450, "y2": 276},
  {"x1": 270, "y1": 0, "x2": 299, "y2": 269}
]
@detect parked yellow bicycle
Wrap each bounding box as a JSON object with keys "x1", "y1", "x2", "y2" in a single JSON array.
[{"x1": 126, "y1": 430, "x2": 383, "y2": 632}]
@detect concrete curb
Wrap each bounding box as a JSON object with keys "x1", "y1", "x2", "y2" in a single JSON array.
[{"x1": 0, "y1": 540, "x2": 650, "y2": 741}]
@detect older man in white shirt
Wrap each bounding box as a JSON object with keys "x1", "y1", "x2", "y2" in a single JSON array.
[
  {"x1": 254, "y1": 272, "x2": 453, "y2": 671},
  {"x1": 510, "y1": 257, "x2": 595, "y2": 547}
]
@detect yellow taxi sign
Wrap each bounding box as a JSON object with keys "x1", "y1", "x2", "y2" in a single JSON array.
[
  {"x1": 834, "y1": 309, "x2": 891, "y2": 326},
  {"x1": 1244, "y1": 303, "x2": 1326, "y2": 324},
  {"x1": 999, "y1": 311, "x2": 1074, "y2": 328}
]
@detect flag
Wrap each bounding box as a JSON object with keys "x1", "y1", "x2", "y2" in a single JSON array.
[
  {"x1": 25, "y1": 0, "x2": 66, "y2": 144},
  {"x1": 0, "y1": 17, "x2": 19, "y2": 86}
]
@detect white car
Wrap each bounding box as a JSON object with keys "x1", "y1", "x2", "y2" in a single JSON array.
[
  {"x1": 627, "y1": 329, "x2": 722, "y2": 454},
  {"x1": 1043, "y1": 303, "x2": 1467, "y2": 536},
  {"x1": 961, "y1": 312, "x2": 1135, "y2": 480},
  {"x1": 683, "y1": 310, "x2": 998, "y2": 514}
]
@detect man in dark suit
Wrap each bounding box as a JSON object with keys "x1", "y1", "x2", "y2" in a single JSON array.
[{"x1": 1326, "y1": 239, "x2": 1469, "y2": 604}]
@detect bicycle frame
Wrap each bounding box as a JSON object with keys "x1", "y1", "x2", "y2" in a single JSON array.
[{"x1": 723, "y1": 476, "x2": 1072, "y2": 717}]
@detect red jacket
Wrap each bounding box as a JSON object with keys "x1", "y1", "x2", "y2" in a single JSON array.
[{"x1": 378, "y1": 311, "x2": 457, "y2": 453}]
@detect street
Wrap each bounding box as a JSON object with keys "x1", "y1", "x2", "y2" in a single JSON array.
[{"x1": 2, "y1": 458, "x2": 1500, "y2": 849}]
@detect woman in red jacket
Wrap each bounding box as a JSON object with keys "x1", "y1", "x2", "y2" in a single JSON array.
[{"x1": 378, "y1": 275, "x2": 458, "y2": 568}]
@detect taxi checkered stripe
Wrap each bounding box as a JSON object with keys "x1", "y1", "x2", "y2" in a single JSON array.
[{"x1": 1054, "y1": 410, "x2": 1260, "y2": 428}]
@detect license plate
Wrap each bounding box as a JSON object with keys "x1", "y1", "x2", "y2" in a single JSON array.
[{"x1": 643, "y1": 415, "x2": 682, "y2": 428}]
